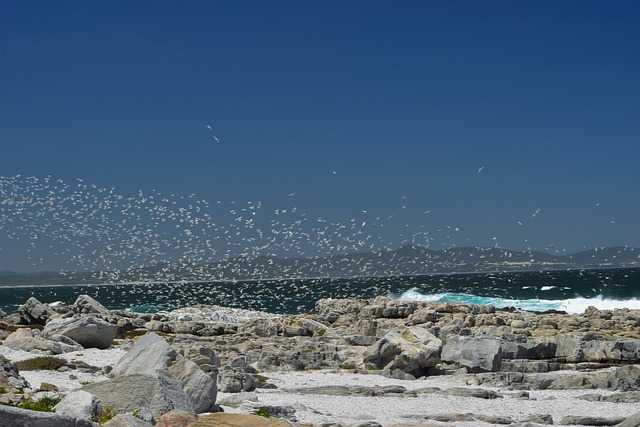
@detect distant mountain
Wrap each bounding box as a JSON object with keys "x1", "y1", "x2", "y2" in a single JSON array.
[{"x1": 0, "y1": 246, "x2": 638, "y2": 287}]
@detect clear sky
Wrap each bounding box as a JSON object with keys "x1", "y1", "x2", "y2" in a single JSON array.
[{"x1": 1, "y1": 1, "x2": 639, "y2": 272}]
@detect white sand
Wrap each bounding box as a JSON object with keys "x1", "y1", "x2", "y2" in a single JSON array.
[
  {"x1": 224, "y1": 370, "x2": 639, "y2": 426},
  {"x1": 0, "y1": 344, "x2": 126, "y2": 393},
  {"x1": 2, "y1": 344, "x2": 638, "y2": 426}
]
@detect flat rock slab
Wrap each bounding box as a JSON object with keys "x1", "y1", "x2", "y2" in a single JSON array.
[
  {"x1": 189, "y1": 412, "x2": 293, "y2": 426},
  {"x1": 560, "y1": 416, "x2": 627, "y2": 426},
  {"x1": 0, "y1": 404, "x2": 98, "y2": 427}
]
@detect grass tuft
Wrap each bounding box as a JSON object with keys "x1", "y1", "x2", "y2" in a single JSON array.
[
  {"x1": 14, "y1": 356, "x2": 66, "y2": 371},
  {"x1": 16, "y1": 396, "x2": 61, "y2": 412}
]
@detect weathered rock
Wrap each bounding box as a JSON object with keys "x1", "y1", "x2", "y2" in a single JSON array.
[
  {"x1": 43, "y1": 316, "x2": 117, "y2": 349},
  {"x1": 578, "y1": 391, "x2": 640, "y2": 403},
  {"x1": 436, "y1": 387, "x2": 501, "y2": 399},
  {"x1": 0, "y1": 354, "x2": 30, "y2": 391},
  {"x1": 0, "y1": 404, "x2": 98, "y2": 427},
  {"x1": 110, "y1": 332, "x2": 217, "y2": 413},
  {"x1": 189, "y1": 412, "x2": 294, "y2": 426},
  {"x1": 74, "y1": 294, "x2": 111, "y2": 316},
  {"x1": 4, "y1": 327, "x2": 83, "y2": 354},
  {"x1": 216, "y1": 391, "x2": 259, "y2": 407},
  {"x1": 217, "y1": 366, "x2": 255, "y2": 392},
  {"x1": 502, "y1": 339, "x2": 557, "y2": 360},
  {"x1": 82, "y1": 373, "x2": 194, "y2": 420},
  {"x1": 363, "y1": 325, "x2": 441, "y2": 376},
  {"x1": 156, "y1": 409, "x2": 197, "y2": 427},
  {"x1": 18, "y1": 297, "x2": 56, "y2": 325},
  {"x1": 54, "y1": 389, "x2": 97, "y2": 420},
  {"x1": 475, "y1": 414, "x2": 513, "y2": 424},
  {"x1": 423, "y1": 413, "x2": 475, "y2": 422},
  {"x1": 560, "y1": 415, "x2": 626, "y2": 425},
  {"x1": 103, "y1": 414, "x2": 153, "y2": 427},
  {"x1": 441, "y1": 336, "x2": 502, "y2": 373},
  {"x1": 616, "y1": 410, "x2": 640, "y2": 427},
  {"x1": 520, "y1": 413, "x2": 554, "y2": 424}
]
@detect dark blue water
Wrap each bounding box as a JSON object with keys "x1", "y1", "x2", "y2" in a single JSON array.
[{"x1": 1, "y1": 268, "x2": 638, "y2": 315}]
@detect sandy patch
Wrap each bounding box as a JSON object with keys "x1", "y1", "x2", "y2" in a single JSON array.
[{"x1": 0, "y1": 344, "x2": 127, "y2": 393}]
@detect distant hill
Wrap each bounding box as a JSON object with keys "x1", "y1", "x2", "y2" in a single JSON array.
[{"x1": 0, "y1": 245, "x2": 638, "y2": 287}]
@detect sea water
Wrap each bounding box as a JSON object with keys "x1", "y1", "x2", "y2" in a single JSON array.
[{"x1": 0, "y1": 267, "x2": 638, "y2": 315}]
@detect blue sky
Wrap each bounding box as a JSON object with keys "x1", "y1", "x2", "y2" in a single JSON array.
[{"x1": 1, "y1": 1, "x2": 639, "y2": 272}]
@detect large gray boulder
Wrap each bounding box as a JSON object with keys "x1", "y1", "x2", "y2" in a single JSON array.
[
  {"x1": 110, "y1": 332, "x2": 217, "y2": 413},
  {"x1": 4, "y1": 327, "x2": 83, "y2": 354},
  {"x1": 82, "y1": 373, "x2": 194, "y2": 420},
  {"x1": 363, "y1": 325, "x2": 441, "y2": 377},
  {"x1": 0, "y1": 404, "x2": 98, "y2": 427},
  {"x1": 441, "y1": 336, "x2": 502, "y2": 373},
  {"x1": 18, "y1": 297, "x2": 57, "y2": 325},
  {"x1": 43, "y1": 316, "x2": 117, "y2": 349}
]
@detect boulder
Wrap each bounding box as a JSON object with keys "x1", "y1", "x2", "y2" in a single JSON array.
[
  {"x1": 363, "y1": 325, "x2": 441, "y2": 377},
  {"x1": 74, "y1": 294, "x2": 111, "y2": 316},
  {"x1": 18, "y1": 297, "x2": 56, "y2": 325},
  {"x1": 441, "y1": 336, "x2": 502, "y2": 373},
  {"x1": 4, "y1": 327, "x2": 83, "y2": 354},
  {"x1": 110, "y1": 332, "x2": 217, "y2": 413},
  {"x1": 82, "y1": 373, "x2": 194, "y2": 420},
  {"x1": 103, "y1": 414, "x2": 153, "y2": 427},
  {"x1": 43, "y1": 316, "x2": 117, "y2": 349},
  {"x1": 0, "y1": 404, "x2": 98, "y2": 427},
  {"x1": 54, "y1": 390, "x2": 97, "y2": 420}
]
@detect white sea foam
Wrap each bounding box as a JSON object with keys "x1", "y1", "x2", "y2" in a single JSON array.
[{"x1": 389, "y1": 287, "x2": 640, "y2": 314}]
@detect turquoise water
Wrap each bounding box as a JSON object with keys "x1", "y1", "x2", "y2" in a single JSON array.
[{"x1": 1, "y1": 268, "x2": 638, "y2": 315}]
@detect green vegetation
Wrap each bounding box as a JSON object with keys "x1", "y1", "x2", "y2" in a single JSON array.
[
  {"x1": 255, "y1": 407, "x2": 271, "y2": 418},
  {"x1": 14, "y1": 356, "x2": 66, "y2": 371},
  {"x1": 16, "y1": 396, "x2": 61, "y2": 412},
  {"x1": 92, "y1": 405, "x2": 116, "y2": 424},
  {"x1": 316, "y1": 329, "x2": 326, "y2": 337},
  {"x1": 0, "y1": 386, "x2": 7, "y2": 394}
]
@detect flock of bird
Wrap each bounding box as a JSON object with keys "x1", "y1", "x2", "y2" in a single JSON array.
[{"x1": 0, "y1": 174, "x2": 454, "y2": 282}]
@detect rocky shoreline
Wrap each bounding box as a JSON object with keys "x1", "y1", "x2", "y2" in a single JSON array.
[{"x1": 1, "y1": 294, "x2": 639, "y2": 426}]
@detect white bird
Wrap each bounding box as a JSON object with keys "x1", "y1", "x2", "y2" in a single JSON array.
[
  {"x1": 477, "y1": 166, "x2": 485, "y2": 174},
  {"x1": 205, "y1": 125, "x2": 212, "y2": 130},
  {"x1": 212, "y1": 136, "x2": 220, "y2": 143}
]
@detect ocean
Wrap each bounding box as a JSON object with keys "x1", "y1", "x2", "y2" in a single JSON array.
[{"x1": 1, "y1": 267, "x2": 639, "y2": 316}]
